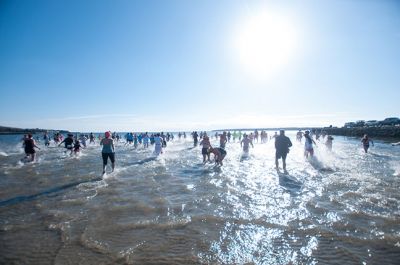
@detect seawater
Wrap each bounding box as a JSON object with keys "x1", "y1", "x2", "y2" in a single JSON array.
[{"x1": 0, "y1": 132, "x2": 400, "y2": 264}]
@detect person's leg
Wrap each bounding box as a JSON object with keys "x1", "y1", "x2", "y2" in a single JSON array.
[
  {"x1": 102, "y1": 153, "x2": 108, "y2": 174},
  {"x1": 110, "y1": 153, "x2": 115, "y2": 172},
  {"x1": 282, "y1": 153, "x2": 287, "y2": 171}
]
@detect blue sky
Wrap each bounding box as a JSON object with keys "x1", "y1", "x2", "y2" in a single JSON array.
[{"x1": 0, "y1": 0, "x2": 399, "y2": 132}]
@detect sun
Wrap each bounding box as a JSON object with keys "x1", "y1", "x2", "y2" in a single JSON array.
[{"x1": 233, "y1": 11, "x2": 298, "y2": 80}]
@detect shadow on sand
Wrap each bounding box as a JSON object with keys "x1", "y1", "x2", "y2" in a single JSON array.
[{"x1": 0, "y1": 177, "x2": 103, "y2": 207}]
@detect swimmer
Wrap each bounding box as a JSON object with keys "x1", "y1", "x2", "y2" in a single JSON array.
[
  {"x1": 100, "y1": 131, "x2": 115, "y2": 174},
  {"x1": 209, "y1": 146, "x2": 227, "y2": 166}
]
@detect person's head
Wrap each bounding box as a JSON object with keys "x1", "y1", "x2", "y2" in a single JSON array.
[
  {"x1": 28, "y1": 134, "x2": 32, "y2": 138},
  {"x1": 364, "y1": 134, "x2": 368, "y2": 138},
  {"x1": 68, "y1": 133, "x2": 73, "y2": 138},
  {"x1": 280, "y1": 130, "x2": 285, "y2": 136},
  {"x1": 105, "y1": 131, "x2": 111, "y2": 138},
  {"x1": 305, "y1": 130, "x2": 310, "y2": 135}
]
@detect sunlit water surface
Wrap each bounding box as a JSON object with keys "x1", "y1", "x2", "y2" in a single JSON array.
[{"x1": 0, "y1": 132, "x2": 399, "y2": 264}]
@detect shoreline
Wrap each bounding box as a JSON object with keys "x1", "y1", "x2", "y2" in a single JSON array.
[{"x1": 322, "y1": 126, "x2": 400, "y2": 139}]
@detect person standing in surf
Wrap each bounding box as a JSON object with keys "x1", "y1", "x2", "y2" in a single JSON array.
[
  {"x1": 304, "y1": 130, "x2": 316, "y2": 158},
  {"x1": 220, "y1": 131, "x2": 227, "y2": 149},
  {"x1": 361, "y1": 134, "x2": 374, "y2": 153},
  {"x1": 23, "y1": 134, "x2": 40, "y2": 162},
  {"x1": 100, "y1": 131, "x2": 115, "y2": 175},
  {"x1": 192, "y1": 131, "x2": 199, "y2": 147},
  {"x1": 199, "y1": 135, "x2": 212, "y2": 163},
  {"x1": 275, "y1": 130, "x2": 292, "y2": 172}
]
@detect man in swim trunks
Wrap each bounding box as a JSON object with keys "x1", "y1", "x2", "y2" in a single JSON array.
[
  {"x1": 275, "y1": 130, "x2": 292, "y2": 172},
  {"x1": 199, "y1": 135, "x2": 212, "y2": 163}
]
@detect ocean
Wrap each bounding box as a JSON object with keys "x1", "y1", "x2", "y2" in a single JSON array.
[{"x1": 0, "y1": 132, "x2": 399, "y2": 264}]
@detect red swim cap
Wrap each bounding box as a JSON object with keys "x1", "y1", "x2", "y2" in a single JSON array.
[{"x1": 105, "y1": 131, "x2": 111, "y2": 138}]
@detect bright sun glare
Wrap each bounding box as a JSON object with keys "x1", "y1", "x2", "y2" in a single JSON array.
[{"x1": 233, "y1": 11, "x2": 298, "y2": 80}]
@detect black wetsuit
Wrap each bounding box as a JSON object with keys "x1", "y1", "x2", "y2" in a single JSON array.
[{"x1": 275, "y1": 135, "x2": 292, "y2": 159}]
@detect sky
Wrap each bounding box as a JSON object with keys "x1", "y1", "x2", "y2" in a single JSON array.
[{"x1": 0, "y1": 0, "x2": 399, "y2": 132}]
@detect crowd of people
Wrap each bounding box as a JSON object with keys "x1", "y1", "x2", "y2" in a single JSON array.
[{"x1": 21, "y1": 129, "x2": 376, "y2": 174}]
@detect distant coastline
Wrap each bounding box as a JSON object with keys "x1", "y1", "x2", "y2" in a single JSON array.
[
  {"x1": 322, "y1": 126, "x2": 400, "y2": 139},
  {"x1": 212, "y1": 126, "x2": 400, "y2": 139},
  {"x1": 0, "y1": 126, "x2": 70, "y2": 135}
]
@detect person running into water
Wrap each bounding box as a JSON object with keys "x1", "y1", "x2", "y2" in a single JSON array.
[
  {"x1": 296, "y1": 130, "x2": 303, "y2": 142},
  {"x1": 304, "y1": 130, "x2": 317, "y2": 158},
  {"x1": 89, "y1": 133, "x2": 95, "y2": 144},
  {"x1": 43, "y1": 132, "x2": 50, "y2": 147},
  {"x1": 100, "y1": 131, "x2": 115, "y2": 175},
  {"x1": 73, "y1": 139, "x2": 83, "y2": 155},
  {"x1": 23, "y1": 134, "x2": 40, "y2": 162},
  {"x1": 59, "y1": 133, "x2": 75, "y2": 155},
  {"x1": 199, "y1": 135, "x2": 212, "y2": 163},
  {"x1": 153, "y1": 133, "x2": 163, "y2": 155},
  {"x1": 325, "y1": 135, "x2": 334, "y2": 151},
  {"x1": 209, "y1": 146, "x2": 227, "y2": 166},
  {"x1": 220, "y1": 131, "x2": 227, "y2": 149},
  {"x1": 361, "y1": 134, "x2": 374, "y2": 153},
  {"x1": 240, "y1": 134, "x2": 254, "y2": 153},
  {"x1": 275, "y1": 130, "x2": 292, "y2": 172},
  {"x1": 143, "y1": 133, "x2": 149, "y2": 148}
]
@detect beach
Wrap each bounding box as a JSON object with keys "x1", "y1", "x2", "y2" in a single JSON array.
[{"x1": 1, "y1": 132, "x2": 400, "y2": 264}]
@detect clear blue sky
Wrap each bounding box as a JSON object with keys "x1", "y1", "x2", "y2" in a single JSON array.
[{"x1": 0, "y1": 0, "x2": 399, "y2": 132}]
